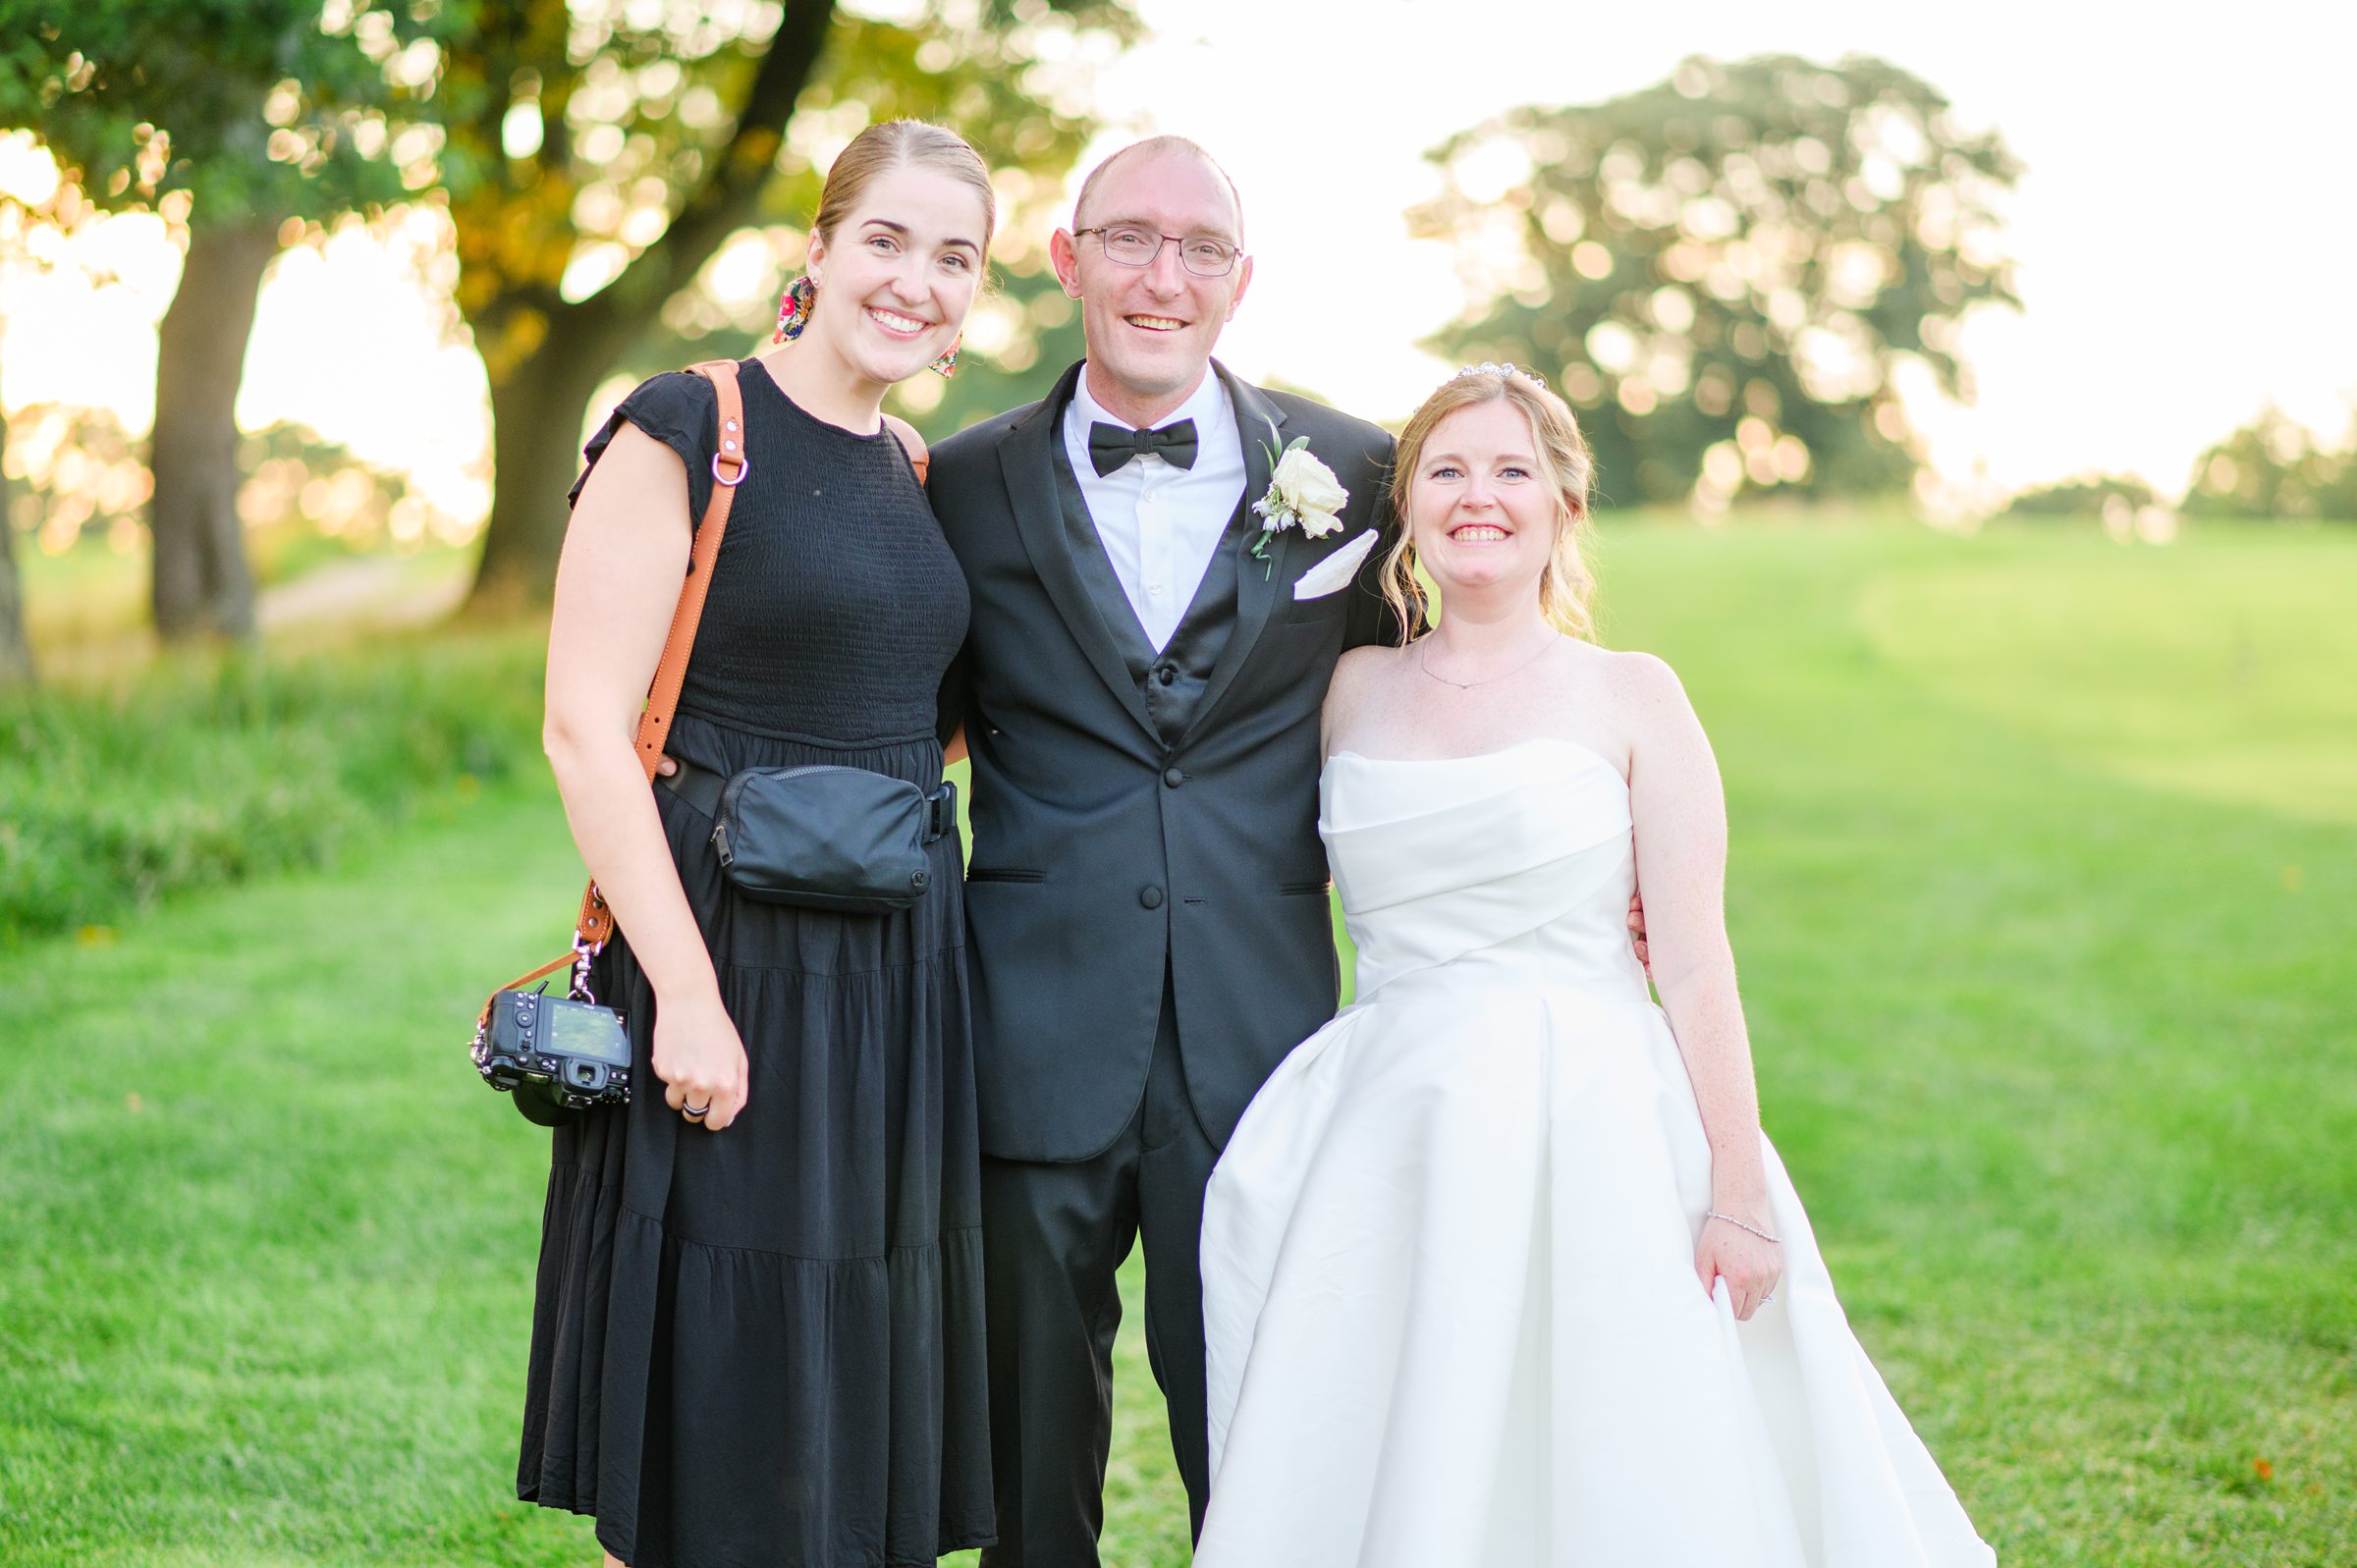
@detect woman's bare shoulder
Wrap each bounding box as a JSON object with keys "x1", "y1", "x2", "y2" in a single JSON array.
[
  {"x1": 1586, "y1": 645, "x2": 1714, "y2": 768},
  {"x1": 1577, "y1": 644, "x2": 1685, "y2": 703},
  {"x1": 1331, "y1": 642, "x2": 1406, "y2": 697},
  {"x1": 1325, "y1": 642, "x2": 1406, "y2": 733}
]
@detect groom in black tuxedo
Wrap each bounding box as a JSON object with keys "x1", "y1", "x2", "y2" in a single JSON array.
[{"x1": 927, "y1": 135, "x2": 1405, "y2": 1564}]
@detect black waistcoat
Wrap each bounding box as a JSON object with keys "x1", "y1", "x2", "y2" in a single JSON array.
[{"x1": 1048, "y1": 433, "x2": 1249, "y2": 749}]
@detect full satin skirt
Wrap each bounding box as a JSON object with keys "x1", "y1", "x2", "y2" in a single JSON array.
[{"x1": 1196, "y1": 974, "x2": 1995, "y2": 1568}]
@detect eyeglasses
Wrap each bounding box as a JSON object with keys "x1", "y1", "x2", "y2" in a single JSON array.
[{"x1": 1073, "y1": 226, "x2": 1243, "y2": 278}]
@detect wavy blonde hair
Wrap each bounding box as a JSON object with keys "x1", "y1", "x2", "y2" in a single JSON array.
[{"x1": 1382, "y1": 367, "x2": 1598, "y2": 642}]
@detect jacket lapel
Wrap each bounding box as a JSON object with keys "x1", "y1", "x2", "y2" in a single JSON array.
[
  {"x1": 1185, "y1": 365, "x2": 1288, "y2": 742},
  {"x1": 997, "y1": 363, "x2": 1159, "y2": 740}
]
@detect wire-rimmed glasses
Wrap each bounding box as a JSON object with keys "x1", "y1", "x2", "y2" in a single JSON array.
[{"x1": 1073, "y1": 226, "x2": 1243, "y2": 278}]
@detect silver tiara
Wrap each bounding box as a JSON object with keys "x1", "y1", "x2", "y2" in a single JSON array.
[{"x1": 1455, "y1": 360, "x2": 1549, "y2": 388}]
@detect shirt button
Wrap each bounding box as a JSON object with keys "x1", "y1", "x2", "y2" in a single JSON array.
[
  {"x1": 1163, "y1": 767, "x2": 1184, "y2": 788},
  {"x1": 1147, "y1": 581, "x2": 1166, "y2": 597},
  {"x1": 1139, "y1": 886, "x2": 1165, "y2": 909}
]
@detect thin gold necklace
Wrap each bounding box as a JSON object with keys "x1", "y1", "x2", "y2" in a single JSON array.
[{"x1": 1417, "y1": 633, "x2": 1558, "y2": 690}]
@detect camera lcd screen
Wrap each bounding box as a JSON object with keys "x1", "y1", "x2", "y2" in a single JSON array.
[{"x1": 545, "y1": 1002, "x2": 628, "y2": 1064}]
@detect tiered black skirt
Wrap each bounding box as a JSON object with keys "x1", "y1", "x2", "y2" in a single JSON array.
[{"x1": 519, "y1": 717, "x2": 994, "y2": 1568}]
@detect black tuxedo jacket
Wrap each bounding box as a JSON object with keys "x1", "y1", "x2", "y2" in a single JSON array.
[{"x1": 930, "y1": 359, "x2": 1402, "y2": 1162}]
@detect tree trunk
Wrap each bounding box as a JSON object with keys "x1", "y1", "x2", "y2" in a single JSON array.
[
  {"x1": 458, "y1": 0, "x2": 838, "y2": 618},
  {"x1": 149, "y1": 217, "x2": 279, "y2": 641},
  {"x1": 0, "y1": 410, "x2": 31, "y2": 688},
  {"x1": 463, "y1": 327, "x2": 624, "y2": 615}
]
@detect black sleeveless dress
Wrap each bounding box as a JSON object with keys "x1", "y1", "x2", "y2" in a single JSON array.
[{"x1": 518, "y1": 357, "x2": 993, "y2": 1567}]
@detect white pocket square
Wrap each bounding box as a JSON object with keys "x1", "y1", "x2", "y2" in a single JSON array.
[{"x1": 1291, "y1": 529, "x2": 1379, "y2": 600}]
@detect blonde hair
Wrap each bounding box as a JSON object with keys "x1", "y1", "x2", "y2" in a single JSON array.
[
  {"x1": 812, "y1": 120, "x2": 996, "y2": 246},
  {"x1": 1381, "y1": 367, "x2": 1598, "y2": 642}
]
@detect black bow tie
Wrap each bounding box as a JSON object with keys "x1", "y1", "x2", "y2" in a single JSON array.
[{"x1": 1087, "y1": 418, "x2": 1198, "y2": 477}]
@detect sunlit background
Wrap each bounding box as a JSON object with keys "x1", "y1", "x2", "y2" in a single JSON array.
[{"x1": 5, "y1": 0, "x2": 2352, "y2": 555}]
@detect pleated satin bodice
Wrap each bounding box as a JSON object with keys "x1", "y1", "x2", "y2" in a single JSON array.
[{"x1": 1322, "y1": 737, "x2": 1650, "y2": 1004}]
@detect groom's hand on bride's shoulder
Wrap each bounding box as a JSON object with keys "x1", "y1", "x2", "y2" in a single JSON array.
[{"x1": 1627, "y1": 891, "x2": 1651, "y2": 976}]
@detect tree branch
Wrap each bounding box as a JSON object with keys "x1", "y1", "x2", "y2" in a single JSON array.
[{"x1": 565, "y1": 0, "x2": 837, "y2": 348}]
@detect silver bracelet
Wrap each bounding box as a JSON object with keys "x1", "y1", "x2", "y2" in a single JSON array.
[{"x1": 1706, "y1": 1210, "x2": 1781, "y2": 1245}]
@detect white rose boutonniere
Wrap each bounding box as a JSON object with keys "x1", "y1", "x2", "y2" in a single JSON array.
[{"x1": 1249, "y1": 419, "x2": 1348, "y2": 578}]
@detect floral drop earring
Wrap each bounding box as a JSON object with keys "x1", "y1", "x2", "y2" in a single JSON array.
[
  {"x1": 773, "y1": 275, "x2": 817, "y2": 344},
  {"x1": 928, "y1": 336, "x2": 962, "y2": 378}
]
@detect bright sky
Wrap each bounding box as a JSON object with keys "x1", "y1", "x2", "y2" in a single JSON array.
[
  {"x1": 3, "y1": 0, "x2": 2352, "y2": 523},
  {"x1": 1118, "y1": 0, "x2": 2357, "y2": 506}
]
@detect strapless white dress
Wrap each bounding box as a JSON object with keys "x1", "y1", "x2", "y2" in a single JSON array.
[{"x1": 1195, "y1": 738, "x2": 1995, "y2": 1567}]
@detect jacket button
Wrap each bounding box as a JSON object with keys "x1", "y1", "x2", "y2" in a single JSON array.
[
  {"x1": 1163, "y1": 767, "x2": 1184, "y2": 788},
  {"x1": 1139, "y1": 886, "x2": 1165, "y2": 909},
  {"x1": 1156, "y1": 664, "x2": 1178, "y2": 686}
]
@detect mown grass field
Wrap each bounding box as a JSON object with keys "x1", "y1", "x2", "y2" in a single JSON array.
[{"x1": 2, "y1": 519, "x2": 2351, "y2": 1566}]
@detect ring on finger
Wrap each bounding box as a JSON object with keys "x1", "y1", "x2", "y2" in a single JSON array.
[{"x1": 683, "y1": 1102, "x2": 711, "y2": 1119}]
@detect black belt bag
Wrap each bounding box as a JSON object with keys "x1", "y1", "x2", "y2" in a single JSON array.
[{"x1": 663, "y1": 758, "x2": 955, "y2": 913}]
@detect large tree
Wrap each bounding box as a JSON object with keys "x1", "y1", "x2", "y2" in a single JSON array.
[
  {"x1": 0, "y1": 399, "x2": 27, "y2": 686},
  {"x1": 1414, "y1": 54, "x2": 2021, "y2": 509},
  {"x1": 437, "y1": 0, "x2": 1138, "y2": 613},
  {"x1": 0, "y1": 0, "x2": 433, "y2": 638}
]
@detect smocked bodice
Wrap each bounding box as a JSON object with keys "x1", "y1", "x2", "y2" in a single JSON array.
[
  {"x1": 575, "y1": 358, "x2": 968, "y2": 776},
  {"x1": 1320, "y1": 737, "x2": 1649, "y2": 1004}
]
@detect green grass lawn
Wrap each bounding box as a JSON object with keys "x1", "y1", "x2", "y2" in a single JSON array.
[{"x1": 4, "y1": 520, "x2": 2353, "y2": 1565}]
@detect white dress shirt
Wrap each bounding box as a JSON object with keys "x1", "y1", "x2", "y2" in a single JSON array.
[{"x1": 1062, "y1": 363, "x2": 1247, "y2": 652}]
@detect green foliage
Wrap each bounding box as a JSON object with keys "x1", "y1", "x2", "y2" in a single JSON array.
[
  {"x1": 233, "y1": 419, "x2": 425, "y2": 550},
  {"x1": 0, "y1": 3, "x2": 451, "y2": 647},
  {"x1": 433, "y1": 0, "x2": 1139, "y2": 383},
  {"x1": 2, "y1": 406, "x2": 416, "y2": 557},
  {"x1": 438, "y1": 0, "x2": 1143, "y2": 607},
  {"x1": 0, "y1": 0, "x2": 439, "y2": 225},
  {"x1": 2182, "y1": 406, "x2": 2357, "y2": 522},
  {"x1": 1415, "y1": 54, "x2": 2021, "y2": 508},
  {"x1": 1, "y1": 402, "x2": 150, "y2": 551},
  {"x1": 1999, "y1": 472, "x2": 2156, "y2": 521},
  {"x1": 0, "y1": 628, "x2": 544, "y2": 945}
]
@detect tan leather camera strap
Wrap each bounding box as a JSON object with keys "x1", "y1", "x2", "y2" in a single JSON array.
[
  {"x1": 478, "y1": 358, "x2": 747, "y2": 1027},
  {"x1": 476, "y1": 364, "x2": 934, "y2": 1031},
  {"x1": 574, "y1": 357, "x2": 750, "y2": 948}
]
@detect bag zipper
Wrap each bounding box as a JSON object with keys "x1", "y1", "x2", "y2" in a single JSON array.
[{"x1": 711, "y1": 765, "x2": 908, "y2": 865}]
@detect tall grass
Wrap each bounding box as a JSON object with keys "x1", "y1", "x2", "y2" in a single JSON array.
[{"x1": 0, "y1": 630, "x2": 545, "y2": 945}]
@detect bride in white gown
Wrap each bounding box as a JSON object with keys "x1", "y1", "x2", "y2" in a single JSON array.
[{"x1": 1194, "y1": 365, "x2": 1995, "y2": 1567}]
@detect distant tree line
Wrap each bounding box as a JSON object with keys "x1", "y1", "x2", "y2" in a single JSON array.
[
  {"x1": 2002, "y1": 407, "x2": 2357, "y2": 524},
  {"x1": 2180, "y1": 409, "x2": 2357, "y2": 521}
]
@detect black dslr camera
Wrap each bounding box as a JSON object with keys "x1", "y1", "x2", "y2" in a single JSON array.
[{"x1": 472, "y1": 987, "x2": 633, "y2": 1126}]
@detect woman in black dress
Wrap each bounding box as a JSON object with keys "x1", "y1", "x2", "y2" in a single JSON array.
[{"x1": 524, "y1": 120, "x2": 995, "y2": 1568}]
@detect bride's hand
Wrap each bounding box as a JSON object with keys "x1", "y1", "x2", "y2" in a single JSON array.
[
  {"x1": 651, "y1": 986, "x2": 750, "y2": 1131},
  {"x1": 1696, "y1": 1215, "x2": 1782, "y2": 1322}
]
